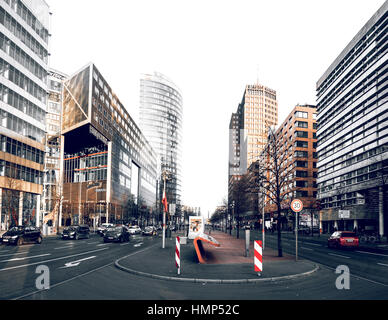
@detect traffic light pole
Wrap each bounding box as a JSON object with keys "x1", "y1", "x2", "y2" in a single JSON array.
[{"x1": 162, "y1": 174, "x2": 166, "y2": 249}]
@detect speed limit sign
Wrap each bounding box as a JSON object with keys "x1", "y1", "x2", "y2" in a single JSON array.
[{"x1": 291, "y1": 199, "x2": 303, "y2": 213}]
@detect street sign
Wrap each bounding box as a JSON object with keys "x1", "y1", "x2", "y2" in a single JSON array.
[
  {"x1": 291, "y1": 199, "x2": 303, "y2": 213},
  {"x1": 291, "y1": 199, "x2": 303, "y2": 262},
  {"x1": 338, "y1": 210, "x2": 350, "y2": 219}
]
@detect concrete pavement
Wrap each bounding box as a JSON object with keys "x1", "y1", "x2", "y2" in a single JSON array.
[{"x1": 115, "y1": 231, "x2": 319, "y2": 283}]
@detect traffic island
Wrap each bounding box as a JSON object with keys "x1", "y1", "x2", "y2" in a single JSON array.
[{"x1": 115, "y1": 231, "x2": 319, "y2": 284}]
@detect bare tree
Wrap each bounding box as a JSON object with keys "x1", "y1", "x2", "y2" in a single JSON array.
[
  {"x1": 230, "y1": 174, "x2": 250, "y2": 239},
  {"x1": 2, "y1": 174, "x2": 21, "y2": 229},
  {"x1": 259, "y1": 126, "x2": 294, "y2": 257}
]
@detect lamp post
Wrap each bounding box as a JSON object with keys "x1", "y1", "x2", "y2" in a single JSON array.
[{"x1": 161, "y1": 169, "x2": 171, "y2": 249}]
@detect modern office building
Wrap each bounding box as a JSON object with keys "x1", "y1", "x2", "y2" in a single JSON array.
[
  {"x1": 41, "y1": 68, "x2": 67, "y2": 230},
  {"x1": 228, "y1": 83, "x2": 278, "y2": 202},
  {"x1": 60, "y1": 63, "x2": 157, "y2": 227},
  {"x1": 0, "y1": 0, "x2": 50, "y2": 230},
  {"x1": 316, "y1": 1, "x2": 388, "y2": 236},
  {"x1": 264, "y1": 105, "x2": 318, "y2": 229},
  {"x1": 139, "y1": 72, "x2": 183, "y2": 216}
]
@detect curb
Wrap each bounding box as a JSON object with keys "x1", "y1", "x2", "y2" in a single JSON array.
[{"x1": 114, "y1": 255, "x2": 320, "y2": 284}]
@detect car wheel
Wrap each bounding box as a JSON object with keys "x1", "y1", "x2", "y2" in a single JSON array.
[
  {"x1": 36, "y1": 236, "x2": 42, "y2": 244},
  {"x1": 17, "y1": 237, "x2": 23, "y2": 246}
]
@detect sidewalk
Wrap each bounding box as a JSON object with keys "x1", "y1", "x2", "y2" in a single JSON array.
[{"x1": 115, "y1": 231, "x2": 318, "y2": 283}]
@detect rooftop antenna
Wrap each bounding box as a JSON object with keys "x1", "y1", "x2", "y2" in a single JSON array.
[{"x1": 256, "y1": 65, "x2": 259, "y2": 85}]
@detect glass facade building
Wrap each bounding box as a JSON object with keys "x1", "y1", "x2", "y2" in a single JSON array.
[
  {"x1": 0, "y1": 0, "x2": 50, "y2": 230},
  {"x1": 41, "y1": 68, "x2": 67, "y2": 231},
  {"x1": 316, "y1": 1, "x2": 388, "y2": 236},
  {"x1": 139, "y1": 72, "x2": 183, "y2": 215},
  {"x1": 61, "y1": 63, "x2": 157, "y2": 227}
]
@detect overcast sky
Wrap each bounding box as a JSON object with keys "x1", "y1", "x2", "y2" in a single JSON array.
[{"x1": 46, "y1": 0, "x2": 386, "y2": 217}]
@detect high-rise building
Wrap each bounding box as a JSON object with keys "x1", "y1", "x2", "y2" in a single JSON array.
[
  {"x1": 316, "y1": 1, "x2": 388, "y2": 236},
  {"x1": 41, "y1": 68, "x2": 67, "y2": 231},
  {"x1": 139, "y1": 72, "x2": 183, "y2": 215},
  {"x1": 0, "y1": 0, "x2": 50, "y2": 230},
  {"x1": 228, "y1": 83, "x2": 278, "y2": 200},
  {"x1": 60, "y1": 63, "x2": 157, "y2": 227},
  {"x1": 264, "y1": 105, "x2": 318, "y2": 229}
]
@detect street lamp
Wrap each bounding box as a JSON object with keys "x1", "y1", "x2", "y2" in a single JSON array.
[{"x1": 161, "y1": 168, "x2": 171, "y2": 249}]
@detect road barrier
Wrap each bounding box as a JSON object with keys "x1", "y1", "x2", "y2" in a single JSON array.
[
  {"x1": 254, "y1": 240, "x2": 262, "y2": 272},
  {"x1": 176, "y1": 236, "x2": 180, "y2": 275}
]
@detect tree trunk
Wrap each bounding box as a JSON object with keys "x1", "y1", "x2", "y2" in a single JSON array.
[
  {"x1": 277, "y1": 214, "x2": 283, "y2": 257},
  {"x1": 236, "y1": 215, "x2": 240, "y2": 239}
]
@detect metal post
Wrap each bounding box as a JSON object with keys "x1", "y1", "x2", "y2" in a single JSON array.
[
  {"x1": 262, "y1": 190, "x2": 265, "y2": 250},
  {"x1": 162, "y1": 174, "x2": 166, "y2": 249},
  {"x1": 245, "y1": 227, "x2": 250, "y2": 257},
  {"x1": 295, "y1": 211, "x2": 298, "y2": 261}
]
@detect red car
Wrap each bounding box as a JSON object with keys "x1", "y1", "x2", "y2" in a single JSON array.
[{"x1": 328, "y1": 231, "x2": 359, "y2": 249}]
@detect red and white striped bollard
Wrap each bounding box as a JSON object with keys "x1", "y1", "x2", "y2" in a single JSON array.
[
  {"x1": 175, "y1": 236, "x2": 180, "y2": 275},
  {"x1": 254, "y1": 240, "x2": 262, "y2": 275}
]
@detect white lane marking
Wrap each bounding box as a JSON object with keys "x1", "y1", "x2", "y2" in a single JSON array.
[
  {"x1": 303, "y1": 242, "x2": 322, "y2": 247},
  {"x1": 328, "y1": 253, "x2": 351, "y2": 259},
  {"x1": 0, "y1": 251, "x2": 32, "y2": 258},
  {"x1": 120, "y1": 242, "x2": 130, "y2": 246},
  {"x1": 355, "y1": 250, "x2": 388, "y2": 257},
  {"x1": 0, "y1": 253, "x2": 51, "y2": 263},
  {"x1": 13, "y1": 243, "x2": 159, "y2": 300},
  {"x1": 59, "y1": 256, "x2": 96, "y2": 269},
  {"x1": 54, "y1": 246, "x2": 74, "y2": 250},
  {"x1": 377, "y1": 263, "x2": 388, "y2": 267},
  {"x1": 97, "y1": 243, "x2": 110, "y2": 247},
  {"x1": 320, "y1": 264, "x2": 388, "y2": 287},
  {"x1": 86, "y1": 241, "x2": 99, "y2": 245},
  {"x1": 300, "y1": 246, "x2": 313, "y2": 251},
  {"x1": 134, "y1": 242, "x2": 143, "y2": 247},
  {"x1": 0, "y1": 247, "x2": 109, "y2": 272}
]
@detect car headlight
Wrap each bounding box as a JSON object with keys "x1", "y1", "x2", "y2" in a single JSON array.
[
  {"x1": 11, "y1": 236, "x2": 18, "y2": 239},
  {"x1": 70, "y1": 232, "x2": 75, "y2": 235}
]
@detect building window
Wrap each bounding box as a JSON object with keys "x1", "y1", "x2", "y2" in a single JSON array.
[
  {"x1": 296, "y1": 161, "x2": 308, "y2": 168},
  {"x1": 296, "y1": 121, "x2": 308, "y2": 128},
  {"x1": 295, "y1": 111, "x2": 308, "y2": 119},
  {"x1": 295, "y1": 131, "x2": 308, "y2": 138}
]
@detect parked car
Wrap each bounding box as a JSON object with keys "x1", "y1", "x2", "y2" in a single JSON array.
[
  {"x1": 1, "y1": 226, "x2": 42, "y2": 245},
  {"x1": 328, "y1": 231, "x2": 359, "y2": 249},
  {"x1": 97, "y1": 223, "x2": 115, "y2": 236},
  {"x1": 142, "y1": 226, "x2": 158, "y2": 236},
  {"x1": 62, "y1": 225, "x2": 90, "y2": 240},
  {"x1": 103, "y1": 226, "x2": 130, "y2": 243},
  {"x1": 128, "y1": 225, "x2": 142, "y2": 235}
]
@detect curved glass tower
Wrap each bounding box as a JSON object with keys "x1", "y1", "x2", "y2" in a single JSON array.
[{"x1": 139, "y1": 72, "x2": 183, "y2": 212}]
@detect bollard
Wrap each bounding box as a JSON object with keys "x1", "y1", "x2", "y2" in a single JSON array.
[
  {"x1": 245, "y1": 227, "x2": 250, "y2": 257},
  {"x1": 175, "y1": 236, "x2": 181, "y2": 275},
  {"x1": 254, "y1": 240, "x2": 262, "y2": 275}
]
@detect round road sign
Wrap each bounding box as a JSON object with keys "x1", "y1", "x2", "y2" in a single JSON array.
[{"x1": 291, "y1": 199, "x2": 303, "y2": 213}]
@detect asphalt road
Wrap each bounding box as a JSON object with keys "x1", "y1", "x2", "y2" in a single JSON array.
[
  {"x1": 1, "y1": 231, "x2": 388, "y2": 300},
  {"x1": 0, "y1": 232, "x2": 159, "y2": 300},
  {"x1": 252, "y1": 231, "x2": 388, "y2": 287}
]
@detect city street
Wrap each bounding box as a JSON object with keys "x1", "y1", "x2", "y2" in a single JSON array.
[
  {"x1": 0, "y1": 233, "x2": 159, "y2": 300},
  {"x1": 0, "y1": 231, "x2": 387, "y2": 300}
]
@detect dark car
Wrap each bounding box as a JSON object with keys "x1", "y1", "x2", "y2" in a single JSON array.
[
  {"x1": 328, "y1": 231, "x2": 359, "y2": 249},
  {"x1": 142, "y1": 226, "x2": 157, "y2": 236},
  {"x1": 1, "y1": 226, "x2": 42, "y2": 245},
  {"x1": 62, "y1": 225, "x2": 90, "y2": 240},
  {"x1": 103, "y1": 226, "x2": 130, "y2": 243}
]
